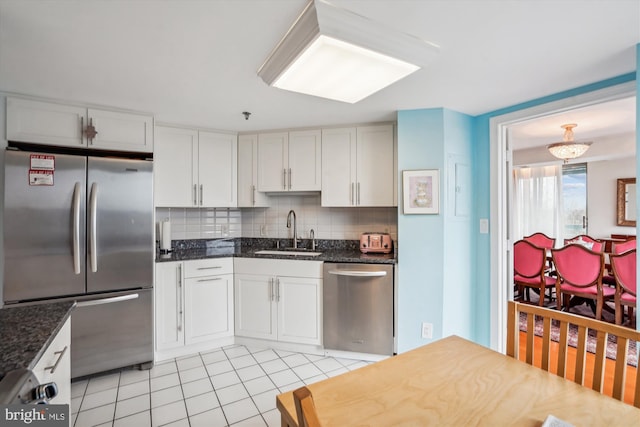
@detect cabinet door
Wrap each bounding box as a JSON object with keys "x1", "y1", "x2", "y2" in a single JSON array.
[
  {"x1": 356, "y1": 125, "x2": 395, "y2": 207},
  {"x1": 321, "y1": 128, "x2": 357, "y2": 206},
  {"x1": 198, "y1": 131, "x2": 238, "y2": 207},
  {"x1": 88, "y1": 108, "x2": 154, "y2": 153},
  {"x1": 184, "y1": 273, "x2": 234, "y2": 344},
  {"x1": 288, "y1": 130, "x2": 322, "y2": 191},
  {"x1": 33, "y1": 317, "x2": 71, "y2": 405},
  {"x1": 277, "y1": 277, "x2": 321, "y2": 345},
  {"x1": 155, "y1": 262, "x2": 184, "y2": 351},
  {"x1": 154, "y1": 126, "x2": 198, "y2": 207},
  {"x1": 257, "y1": 132, "x2": 288, "y2": 192},
  {"x1": 234, "y1": 274, "x2": 277, "y2": 340},
  {"x1": 6, "y1": 97, "x2": 85, "y2": 148},
  {"x1": 238, "y1": 135, "x2": 269, "y2": 207}
]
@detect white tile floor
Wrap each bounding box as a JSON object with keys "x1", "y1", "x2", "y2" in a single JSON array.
[{"x1": 71, "y1": 344, "x2": 370, "y2": 427}]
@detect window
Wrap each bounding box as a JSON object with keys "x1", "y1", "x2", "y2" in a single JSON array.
[{"x1": 561, "y1": 163, "x2": 587, "y2": 239}]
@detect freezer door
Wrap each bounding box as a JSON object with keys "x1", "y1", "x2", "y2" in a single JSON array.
[
  {"x1": 86, "y1": 157, "x2": 153, "y2": 293},
  {"x1": 71, "y1": 289, "x2": 153, "y2": 378},
  {"x1": 4, "y1": 150, "x2": 86, "y2": 302}
]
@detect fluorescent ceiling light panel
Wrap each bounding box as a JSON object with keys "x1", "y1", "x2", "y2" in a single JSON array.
[
  {"x1": 273, "y1": 35, "x2": 420, "y2": 103},
  {"x1": 258, "y1": 0, "x2": 438, "y2": 103}
]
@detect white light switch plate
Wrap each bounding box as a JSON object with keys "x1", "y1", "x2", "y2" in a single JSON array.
[{"x1": 479, "y1": 218, "x2": 489, "y2": 234}]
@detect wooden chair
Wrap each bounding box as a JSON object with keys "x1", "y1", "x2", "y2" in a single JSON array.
[
  {"x1": 610, "y1": 249, "x2": 637, "y2": 326},
  {"x1": 506, "y1": 301, "x2": 640, "y2": 408},
  {"x1": 612, "y1": 239, "x2": 637, "y2": 255},
  {"x1": 523, "y1": 232, "x2": 556, "y2": 250},
  {"x1": 552, "y1": 244, "x2": 614, "y2": 320},
  {"x1": 513, "y1": 239, "x2": 555, "y2": 306},
  {"x1": 293, "y1": 386, "x2": 322, "y2": 427},
  {"x1": 564, "y1": 235, "x2": 604, "y2": 252}
]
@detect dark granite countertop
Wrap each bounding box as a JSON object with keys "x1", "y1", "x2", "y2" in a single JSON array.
[
  {"x1": 156, "y1": 238, "x2": 397, "y2": 265},
  {"x1": 0, "y1": 301, "x2": 75, "y2": 381}
]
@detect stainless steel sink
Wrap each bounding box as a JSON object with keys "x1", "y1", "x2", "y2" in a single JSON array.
[{"x1": 254, "y1": 250, "x2": 323, "y2": 257}]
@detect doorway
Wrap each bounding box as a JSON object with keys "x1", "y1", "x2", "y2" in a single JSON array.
[{"x1": 488, "y1": 81, "x2": 637, "y2": 352}]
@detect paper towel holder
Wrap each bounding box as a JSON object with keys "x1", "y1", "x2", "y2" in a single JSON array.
[{"x1": 160, "y1": 219, "x2": 173, "y2": 253}]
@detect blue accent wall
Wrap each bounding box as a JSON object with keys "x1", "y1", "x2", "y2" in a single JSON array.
[{"x1": 396, "y1": 108, "x2": 474, "y2": 352}]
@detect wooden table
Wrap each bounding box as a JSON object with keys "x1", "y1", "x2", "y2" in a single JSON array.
[{"x1": 276, "y1": 336, "x2": 640, "y2": 426}]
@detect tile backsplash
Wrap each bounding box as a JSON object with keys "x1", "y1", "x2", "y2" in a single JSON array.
[{"x1": 156, "y1": 194, "x2": 397, "y2": 242}]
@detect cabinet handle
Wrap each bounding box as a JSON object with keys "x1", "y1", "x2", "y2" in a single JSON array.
[
  {"x1": 283, "y1": 169, "x2": 287, "y2": 190},
  {"x1": 269, "y1": 278, "x2": 273, "y2": 301},
  {"x1": 200, "y1": 184, "x2": 203, "y2": 206},
  {"x1": 276, "y1": 278, "x2": 280, "y2": 302},
  {"x1": 288, "y1": 168, "x2": 292, "y2": 190},
  {"x1": 357, "y1": 182, "x2": 361, "y2": 205},
  {"x1": 351, "y1": 182, "x2": 355, "y2": 206},
  {"x1": 252, "y1": 185, "x2": 256, "y2": 206},
  {"x1": 177, "y1": 264, "x2": 183, "y2": 332},
  {"x1": 45, "y1": 345, "x2": 68, "y2": 374},
  {"x1": 193, "y1": 184, "x2": 197, "y2": 206},
  {"x1": 80, "y1": 117, "x2": 85, "y2": 145},
  {"x1": 197, "y1": 277, "x2": 222, "y2": 282},
  {"x1": 197, "y1": 266, "x2": 222, "y2": 270}
]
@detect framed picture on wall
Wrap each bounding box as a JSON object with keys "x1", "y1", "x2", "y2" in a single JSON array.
[{"x1": 403, "y1": 169, "x2": 440, "y2": 214}]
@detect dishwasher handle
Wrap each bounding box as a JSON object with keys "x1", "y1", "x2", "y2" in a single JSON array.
[{"x1": 328, "y1": 270, "x2": 387, "y2": 277}]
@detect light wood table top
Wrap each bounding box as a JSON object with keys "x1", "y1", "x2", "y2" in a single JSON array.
[{"x1": 276, "y1": 335, "x2": 640, "y2": 426}]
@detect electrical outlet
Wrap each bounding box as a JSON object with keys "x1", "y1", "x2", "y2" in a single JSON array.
[
  {"x1": 260, "y1": 224, "x2": 266, "y2": 237},
  {"x1": 421, "y1": 322, "x2": 433, "y2": 339}
]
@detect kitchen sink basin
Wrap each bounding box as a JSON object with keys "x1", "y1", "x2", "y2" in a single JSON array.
[{"x1": 254, "y1": 250, "x2": 323, "y2": 257}]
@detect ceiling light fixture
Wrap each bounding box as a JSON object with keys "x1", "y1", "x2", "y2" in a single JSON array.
[
  {"x1": 257, "y1": 0, "x2": 438, "y2": 103},
  {"x1": 547, "y1": 123, "x2": 592, "y2": 163}
]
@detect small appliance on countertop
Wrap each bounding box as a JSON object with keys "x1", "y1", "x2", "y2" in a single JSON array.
[{"x1": 360, "y1": 232, "x2": 393, "y2": 254}]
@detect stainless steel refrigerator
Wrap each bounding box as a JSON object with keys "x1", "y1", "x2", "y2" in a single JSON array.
[{"x1": 3, "y1": 148, "x2": 154, "y2": 378}]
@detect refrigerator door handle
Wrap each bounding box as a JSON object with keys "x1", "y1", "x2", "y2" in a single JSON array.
[
  {"x1": 89, "y1": 182, "x2": 98, "y2": 273},
  {"x1": 72, "y1": 182, "x2": 82, "y2": 275},
  {"x1": 76, "y1": 293, "x2": 139, "y2": 307}
]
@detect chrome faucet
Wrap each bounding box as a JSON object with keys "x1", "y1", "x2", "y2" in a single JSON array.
[
  {"x1": 286, "y1": 209, "x2": 297, "y2": 249},
  {"x1": 310, "y1": 229, "x2": 316, "y2": 251}
]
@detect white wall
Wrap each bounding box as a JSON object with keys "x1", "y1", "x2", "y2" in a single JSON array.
[{"x1": 588, "y1": 156, "x2": 636, "y2": 238}]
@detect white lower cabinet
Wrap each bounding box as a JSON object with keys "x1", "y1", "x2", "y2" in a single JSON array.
[
  {"x1": 234, "y1": 258, "x2": 322, "y2": 345},
  {"x1": 33, "y1": 316, "x2": 71, "y2": 406},
  {"x1": 155, "y1": 258, "x2": 234, "y2": 359}
]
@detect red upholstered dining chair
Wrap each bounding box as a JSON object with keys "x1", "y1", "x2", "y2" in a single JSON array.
[
  {"x1": 610, "y1": 249, "x2": 637, "y2": 326},
  {"x1": 603, "y1": 239, "x2": 637, "y2": 287},
  {"x1": 514, "y1": 239, "x2": 555, "y2": 306},
  {"x1": 612, "y1": 239, "x2": 636, "y2": 255},
  {"x1": 563, "y1": 235, "x2": 603, "y2": 252},
  {"x1": 523, "y1": 232, "x2": 556, "y2": 250},
  {"x1": 552, "y1": 244, "x2": 613, "y2": 320}
]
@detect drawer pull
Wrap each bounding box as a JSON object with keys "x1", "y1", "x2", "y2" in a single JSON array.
[
  {"x1": 197, "y1": 278, "x2": 222, "y2": 282},
  {"x1": 45, "y1": 345, "x2": 68, "y2": 374},
  {"x1": 196, "y1": 266, "x2": 222, "y2": 270}
]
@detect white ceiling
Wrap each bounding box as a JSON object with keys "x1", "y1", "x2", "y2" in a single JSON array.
[{"x1": 0, "y1": 0, "x2": 638, "y2": 136}]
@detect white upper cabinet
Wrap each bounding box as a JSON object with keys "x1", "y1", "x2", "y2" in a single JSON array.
[
  {"x1": 154, "y1": 125, "x2": 237, "y2": 208},
  {"x1": 257, "y1": 130, "x2": 321, "y2": 192},
  {"x1": 198, "y1": 131, "x2": 237, "y2": 207},
  {"x1": 154, "y1": 126, "x2": 198, "y2": 208},
  {"x1": 356, "y1": 125, "x2": 396, "y2": 207},
  {"x1": 237, "y1": 134, "x2": 269, "y2": 207},
  {"x1": 6, "y1": 97, "x2": 153, "y2": 153},
  {"x1": 322, "y1": 124, "x2": 396, "y2": 207}
]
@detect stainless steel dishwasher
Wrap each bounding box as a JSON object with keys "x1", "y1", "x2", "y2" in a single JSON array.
[{"x1": 323, "y1": 263, "x2": 394, "y2": 355}]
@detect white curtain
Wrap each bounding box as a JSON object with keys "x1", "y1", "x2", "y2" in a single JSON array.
[{"x1": 513, "y1": 165, "x2": 563, "y2": 245}]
